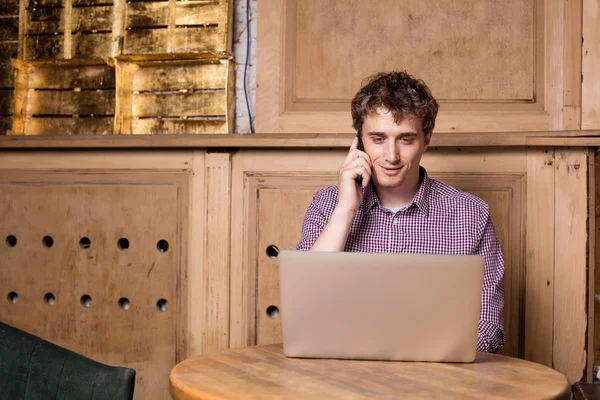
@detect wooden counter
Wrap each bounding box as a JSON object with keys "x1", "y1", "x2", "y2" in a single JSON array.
[
  {"x1": 0, "y1": 134, "x2": 595, "y2": 399},
  {"x1": 0, "y1": 130, "x2": 599, "y2": 148}
]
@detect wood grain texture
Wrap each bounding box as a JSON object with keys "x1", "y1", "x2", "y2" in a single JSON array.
[
  {"x1": 0, "y1": 14, "x2": 19, "y2": 41},
  {"x1": 122, "y1": 0, "x2": 231, "y2": 56},
  {"x1": 255, "y1": 184, "x2": 337, "y2": 345},
  {"x1": 553, "y1": 148, "x2": 588, "y2": 383},
  {"x1": 0, "y1": 0, "x2": 18, "y2": 15},
  {"x1": 186, "y1": 150, "x2": 205, "y2": 357},
  {"x1": 25, "y1": 7, "x2": 63, "y2": 35},
  {"x1": 0, "y1": 116, "x2": 12, "y2": 135},
  {"x1": 11, "y1": 61, "x2": 115, "y2": 135},
  {"x1": 202, "y1": 152, "x2": 231, "y2": 353},
  {"x1": 132, "y1": 91, "x2": 226, "y2": 117},
  {"x1": 587, "y1": 148, "x2": 595, "y2": 383},
  {"x1": 256, "y1": 0, "x2": 581, "y2": 133},
  {"x1": 0, "y1": 43, "x2": 18, "y2": 88},
  {"x1": 26, "y1": 89, "x2": 115, "y2": 115},
  {"x1": 0, "y1": 171, "x2": 189, "y2": 400},
  {"x1": 72, "y1": 32, "x2": 112, "y2": 59},
  {"x1": 231, "y1": 149, "x2": 532, "y2": 361},
  {"x1": 0, "y1": 89, "x2": 14, "y2": 114},
  {"x1": 583, "y1": 0, "x2": 600, "y2": 129},
  {"x1": 229, "y1": 150, "x2": 345, "y2": 349},
  {"x1": 19, "y1": 116, "x2": 114, "y2": 135},
  {"x1": 115, "y1": 59, "x2": 233, "y2": 134},
  {"x1": 293, "y1": 0, "x2": 534, "y2": 102},
  {"x1": 595, "y1": 149, "x2": 600, "y2": 369},
  {"x1": 169, "y1": 344, "x2": 570, "y2": 400},
  {"x1": 23, "y1": 35, "x2": 64, "y2": 60},
  {"x1": 525, "y1": 148, "x2": 554, "y2": 367},
  {"x1": 2, "y1": 131, "x2": 600, "y2": 148},
  {"x1": 71, "y1": 5, "x2": 113, "y2": 32},
  {"x1": 26, "y1": 63, "x2": 115, "y2": 89}
]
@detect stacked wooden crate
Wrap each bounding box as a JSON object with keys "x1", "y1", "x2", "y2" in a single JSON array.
[{"x1": 10, "y1": 0, "x2": 234, "y2": 135}]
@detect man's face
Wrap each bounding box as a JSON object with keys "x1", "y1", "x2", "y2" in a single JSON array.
[{"x1": 361, "y1": 108, "x2": 430, "y2": 190}]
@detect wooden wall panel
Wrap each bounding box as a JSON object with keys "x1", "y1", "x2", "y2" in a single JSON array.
[
  {"x1": 525, "y1": 149, "x2": 555, "y2": 367},
  {"x1": 0, "y1": 151, "x2": 196, "y2": 400},
  {"x1": 232, "y1": 149, "x2": 528, "y2": 358},
  {"x1": 230, "y1": 150, "x2": 344, "y2": 348},
  {"x1": 256, "y1": 0, "x2": 581, "y2": 133},
  {"x1": 0, "y1": 172, "x2": 189, "y2": 400},
  {"x1": 256, "y1": 183, "x2": 336, "y2": 345},
  {"x1": 553, "y1": 148, "x2": 588, "y2": 383},
  {"x1": 294, "y1": 0, "x2": 534, "y2": 102},
  {"x1": 583, "y1": 0, "x2": 600, "y2": 129},
  {"x1": 202, "y1": 152, "x2": 231, "y2": 353}
]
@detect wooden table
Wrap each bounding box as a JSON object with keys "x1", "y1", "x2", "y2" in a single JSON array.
[{"x1": 170, "y1": 344, "x2": 570, "y2": 399}]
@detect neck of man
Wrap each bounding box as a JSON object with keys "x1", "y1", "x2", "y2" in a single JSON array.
[{"x1": 374, "y1": 167, "x2": 422, "y2": 209}]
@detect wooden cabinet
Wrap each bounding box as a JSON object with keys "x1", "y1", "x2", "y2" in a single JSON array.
[
  {"x1": 0, "y1": 139, "x2": 592, "y2": 398},
  {"x1": 257, "y1": 0, "x2": 582, "y2": 133}
]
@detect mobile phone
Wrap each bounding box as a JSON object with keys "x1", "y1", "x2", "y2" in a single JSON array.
[{"x1": 355, "y1": 133, "x2": 364, "y2": 187}]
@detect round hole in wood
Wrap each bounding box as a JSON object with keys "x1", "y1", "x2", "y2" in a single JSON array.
[
  {"x1": 44, "y1": 293, "x2": 55, "y2": 306},
  {"x1": 266, "y1": 245, "x2": 280, "y2": 258},
  {"x1": 157, "y1": 299, "x2": 168, "y2": 312},
  {"x1": 80, "y1": 295, "x2": 92, "y2": 308},
  {"x1": 266, "y1": 305, "x2": 279, "y2": 319},
  {"x1": 7, "y1": 292, "x2": 18, "y2": 304},
  {"x1": 42, "y1": 236, "x2": 54, "y2": 248},
  {"x1": 117, "y1": 238, "x2": 129, "y2": 250},
  {"x1": 118, "y1": 297, "x2": 130, "y2": 310},
  {"x1": 79, "y1": 237, "x2": 91, "y2": 249},
  {"x1": 157, "y1": 239, "x2": 169, "y2": 253},
  {"x1": 6, "y1": 235, "x2": 16, "y2": 247}
]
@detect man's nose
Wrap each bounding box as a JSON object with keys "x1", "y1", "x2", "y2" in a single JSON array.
[{"x1": 385, "y1": 142, "x2": 401, "y2": 163}]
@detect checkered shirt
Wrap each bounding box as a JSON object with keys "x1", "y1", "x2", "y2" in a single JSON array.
[{"x1": 297, "y1": 168, "x2": 506, "y2": 353}]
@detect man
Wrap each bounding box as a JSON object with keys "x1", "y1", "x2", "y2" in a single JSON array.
[{"x1": 296, "y1": 71, "x2": 505, "y2": 353}]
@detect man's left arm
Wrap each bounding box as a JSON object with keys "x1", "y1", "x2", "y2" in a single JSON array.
[{"x1": 475, "y1": 213, "x2": 507, "y2": 353}]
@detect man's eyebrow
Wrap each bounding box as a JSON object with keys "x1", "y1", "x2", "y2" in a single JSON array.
[{"x1": 366, "y1": 131, "x2": 418, "y2": 136}]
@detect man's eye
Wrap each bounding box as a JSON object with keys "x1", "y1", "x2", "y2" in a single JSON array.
[
  {"x1": 402, "y1": 137, "x2": 414, "y2": 143},
  {"x1": 373, "y1": 137, "x2": 384, "y2": 143}
]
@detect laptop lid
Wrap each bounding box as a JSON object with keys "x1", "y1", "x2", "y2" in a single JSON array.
[{"x1": 278, "y1": 251, "x2": 484, "y2": 363}]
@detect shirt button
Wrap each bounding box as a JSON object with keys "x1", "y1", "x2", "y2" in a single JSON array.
[{"x1": 393, "y1": 219, "x2": 399, "y2": 225}]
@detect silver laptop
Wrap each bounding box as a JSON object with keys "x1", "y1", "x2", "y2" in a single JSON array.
[{"x1": 278, "y1": 251, "x2": 484, "y2": 363}]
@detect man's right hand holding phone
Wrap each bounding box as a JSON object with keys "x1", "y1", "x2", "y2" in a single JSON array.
[
  {"x1": 336, "y1": 136, "x2": 372, "y2": 214},
  {"x1": 310, "y1": 137, "x2": 372, "y2": 251}
]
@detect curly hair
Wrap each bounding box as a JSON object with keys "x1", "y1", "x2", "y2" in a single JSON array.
[{"x1": 351, "y1": 71, "x2": 439, "y2": 136}]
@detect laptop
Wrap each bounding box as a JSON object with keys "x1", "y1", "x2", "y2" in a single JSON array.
[{"x1": 278, "y1": 251, "x2": 485, "y2": 363}]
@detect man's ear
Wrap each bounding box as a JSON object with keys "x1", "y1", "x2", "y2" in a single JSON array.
[{"x1": 424, "y1": 132, "x2": 432, "y2": 148}]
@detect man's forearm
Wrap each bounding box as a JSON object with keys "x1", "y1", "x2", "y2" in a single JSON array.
[{"x1": 310, "y1": 207, "x2": 356, "y2": 251}]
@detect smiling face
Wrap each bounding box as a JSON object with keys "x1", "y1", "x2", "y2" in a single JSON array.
[{"x1": 361, "y1": 108, "x2": 430, "y2": 195}]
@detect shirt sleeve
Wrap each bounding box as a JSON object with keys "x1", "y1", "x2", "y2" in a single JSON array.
[
  {"x1": 475, "y1": 212, "x2": 507, "y2": 353},
  {"x1": 296, "y1": 194, "x2": 329, "y2": 251}
]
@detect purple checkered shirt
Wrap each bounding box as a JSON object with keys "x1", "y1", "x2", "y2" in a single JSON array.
[{"x1": 297, "y1": 167, "x2": 506, "y2": 353}]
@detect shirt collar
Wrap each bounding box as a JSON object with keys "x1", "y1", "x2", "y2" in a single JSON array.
[{"x1": 363, "y1": 166, "x2": 431, "y2": 217}]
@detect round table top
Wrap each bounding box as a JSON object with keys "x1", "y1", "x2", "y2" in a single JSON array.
[{"x1": 169, "y1": 344, "x2": 570, "y2": 400}]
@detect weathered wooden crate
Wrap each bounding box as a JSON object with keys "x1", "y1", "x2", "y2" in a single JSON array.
[
  {"x1": 115, "y1": 57, "x2": 234, "y2": 134},
  {"x1": 20, "y1": 0, "x2": 233, "y2": 61},
  {"x1": 122, "y1": 0, "x2": 232, "y2": 57},
  {"x1": 21, "y1": 0, "x2": 116, "y2": 61},
  {"x1": 11, "y1": 59, "x2": 115, "y2": 134}
]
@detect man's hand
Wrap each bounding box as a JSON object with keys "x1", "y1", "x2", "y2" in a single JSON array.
[
  {"x1": 337, "y1": 137, "x2": 372, "y2": 213},
  {"x1": 310, "y1": 137, "x2": 372, "y2": 251}
]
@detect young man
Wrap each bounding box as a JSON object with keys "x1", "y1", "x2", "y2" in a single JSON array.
[{"x1": 296, "y1": 71, "x2": 505, "y2": 353}]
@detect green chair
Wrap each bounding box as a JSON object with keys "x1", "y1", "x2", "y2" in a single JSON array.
[{"x1": 0, "y1": 321, "x2": 135, "y2": 400}]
